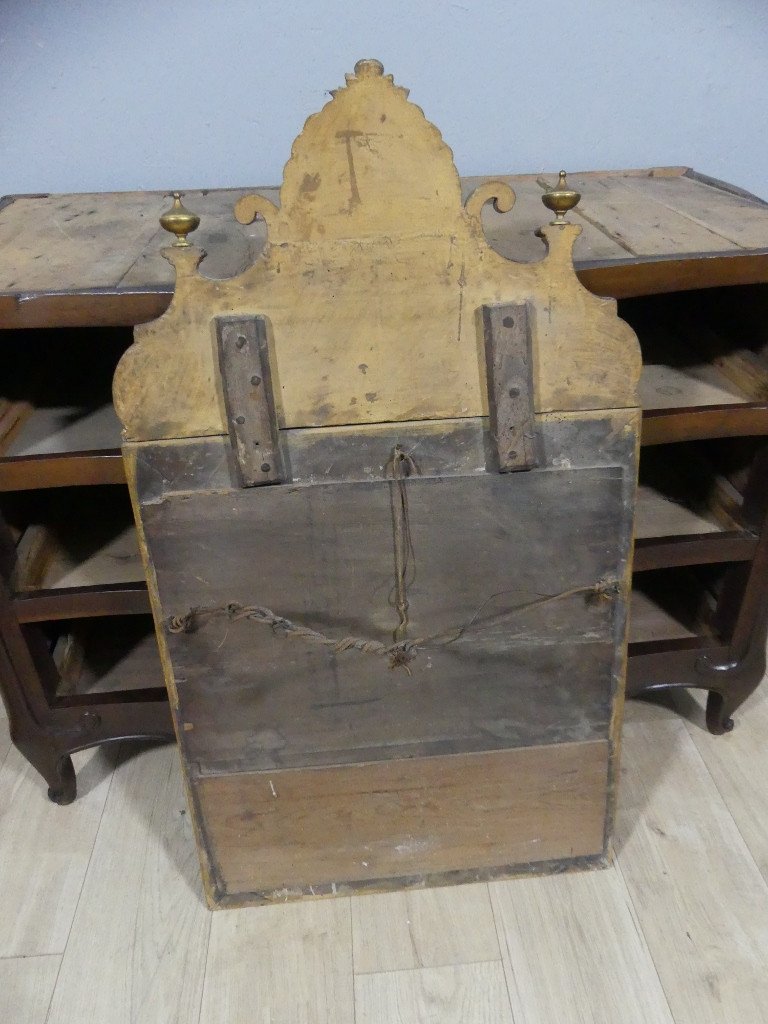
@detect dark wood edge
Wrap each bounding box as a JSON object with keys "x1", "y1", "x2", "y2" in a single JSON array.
[
  {"x1": 633, "y1": 530, "x2": 758, "y2": 572},
  {"x1": 578, "y1": 251, "x2": 768, "y2": 299},
  {"x1": 1, "y1": 240, "x2": 768, "y2": 333},
  {"x1": 53, "y1": 686, "x2": 168, "y2": 709},
  {"x1": 210, "y1": 851, "x2": 609, "y2": 907},
  {"x1": 641, "y1": 404, "x2": 768, "y2": 445},
  {"x1": 0, "y1": 289, "x2": 173, "y2": 329},
  {"x1": 0, "y1": 450, "x2": 126, "y2": 490},
  {"x1": 684, "y1": 168, "x2": 768, "y2": 206},
  {"x1": 628, "y1": 634, "x2": 723, "y2": 660},
  {"x1": 14, "y1": 581, "x2": 150, "y2": 623}
]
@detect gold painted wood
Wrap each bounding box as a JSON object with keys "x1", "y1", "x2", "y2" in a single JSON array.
[{"x1": 113, "y1": 60, "x2": 641, "y2": 441}]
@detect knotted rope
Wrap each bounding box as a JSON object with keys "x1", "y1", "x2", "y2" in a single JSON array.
[
  {"x1": 165, "y1": 442, "x2": 620, "y2": 671},
  {"x1": 166, "y1": 578, "x2": 620, "y2": 672}
]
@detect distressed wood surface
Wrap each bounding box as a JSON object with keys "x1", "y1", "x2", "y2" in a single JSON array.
[
  {"x1": 112, "y1": 61, "x2": 641, "y2": 439},
  {"x1": 482, "y1": 302, "x2": 539, "y2": 470},
  {"x1": 146, "y1": 467, "x2": 624, "y2": 773},
  {"x1": 215, "y1": 316, "x2": 283, "y2": 485},
  {"x1": 197, "y1": 741, "x2": 608, "y2": 902},
  {"x1": 116, "y1": 60, "x2": 640, "y2": 909}
]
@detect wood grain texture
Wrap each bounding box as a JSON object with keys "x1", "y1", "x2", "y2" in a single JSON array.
[
  {"x1": 490, "y1": 870, "x2": 675, "y2": 1024},
  {"x1": 351, "y1": 883, "x2": 500, "y2": 973},
  {"x1": 0, "y1": 744, "x2": 112, "y2": 956},
  {"x1": 355, "y1": 961, "x2": 514, "y2": 1024},
  {"x1": 113, "y1": 61, "x2": 640, "y2": 440},
  {"x1": 0, "y1": 955, "x2": 61, "y2": 1024},
  {"x1": 482, "y1": 302, "x2": 539, "y2": 470},
  {"x1": 148, "y1": 467, "x2": 624, "y2": 775},
  {"x1": 199, "y1": 900, "x2": 354, "y2": 1024},
  {"x1": 46, "y1": 743, "x2": 211, "y2": 1024},
  {"x1": 216, "y1": 315, "x2": 283, "y2": 485},
  {"x1": 538, "y1": 174, "x2": 744, "y2": 257},
  {"x1": 621, "y1": 175, "x2": 768, "y2": 249},
  {"x1": 0, "y1": 192, "x2": 168, "y2": 292},
  {"x1": 617, "y1": 717, "x2": 768, "y2": 1024},
  {"x1": 681, "y1": 685, "x2": 768, "y2": 886},
  {"x1": 196, "y1": 742, "x2": 608, "y2": 902}
]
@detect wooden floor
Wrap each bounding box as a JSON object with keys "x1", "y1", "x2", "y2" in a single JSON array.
[{"x1": 2, "y1": 681, "x2": 768, "y2": 1024}]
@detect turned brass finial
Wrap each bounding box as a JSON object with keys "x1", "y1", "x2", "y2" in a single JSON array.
[
  {"x1": 160, "y1": 192, "x2": 200, "y2": 246},
  {"x1": 541, "y1": 171, "x2": 581, "y2": 224}
]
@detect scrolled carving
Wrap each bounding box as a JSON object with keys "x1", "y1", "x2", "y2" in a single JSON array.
[{"x1": 464, "y1": 181, "x2": 516, "y2": 226}]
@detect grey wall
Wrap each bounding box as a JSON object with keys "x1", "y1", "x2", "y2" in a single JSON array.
[{"x1": 1, "y1": 0, "x2": 767, "y2": 199}]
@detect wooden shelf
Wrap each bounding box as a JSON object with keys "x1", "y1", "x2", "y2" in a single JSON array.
[
  {"x1": 0, "y1": 327, "x2": 131, "y2": 490},
  {"x1": 0, "y1": 402, "x2": 125, "y2": 490},
  {"x1": 10, "y1": 493, "x2": 149, "y2": 622},
  {"x1": 623, "y1": 287, "x2": 768, "y2": 445},
  {"x1": 628, "y1": 569, "x2": 721, "y2": 655},
  {"x1": 633, "y1": 442, "x2": 757, "y2": 570},
  {"x1": 52, "y1": 615, "x2": 164, "y2": 700}
]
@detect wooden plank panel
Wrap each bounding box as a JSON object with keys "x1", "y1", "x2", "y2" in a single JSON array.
[
  {"x1": 539, "y1": 174, "x2": 745, "y2": 257},
  {"x1": 640, "y1": 361, "x2": 748, "y2": 411},
  {"x1": 197, "y1": 742, "x2": 608, "y2": 901},
  {"x1": 150, "y1": 470, "x2": 621, "y2": 774},
  {"x1": 490, "y1": 870, "x2": 675, "y2": 1024},
  {"x1": 14, "y1": 523, "x2": 143, "y2": 592},
  {"x1": 629, "y1": 585, "x2": 699, "y2": 644},
  {"x1": 198, "y1": 900, "x2": 354, "y2": 1024},
  {"x1": 0, "y1": 744, "x2": 112, "y2": 955},
  {"x1": 617, "y1": 718, "x2": 768, "y2": 1024},
  {"x1": 1, "y1": 403, "x2": 122, "y2": 458},
  {"x1": 462, "y1": 174, "x2": 629, "y2": 262},
  {"x1": 624, "y1": 175, "x2": 768, "y2": 249},
  {"x1": 355, "y1": 961, "x2": 514, "y2": 1024},
  {"x1": 118, "y1": 187, "x2": 279, "y2": 287},
  {"x1": 0, "y1": 955, "x2": 61, "y2": 1024},
  {"x1": 351, "y1": 883, "x2": 500, "y2": 973},
  {"x1": 46, "y1": 744, "x2": 211, "y2": 1024},
  {"x1": 0, "y1": 192, "x2": 168, "y2": 291},
  {"x1": 635, "y1": 483, "x2": 725, "y2": 539}
]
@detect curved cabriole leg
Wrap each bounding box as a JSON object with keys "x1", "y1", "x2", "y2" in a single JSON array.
[
  {"x1": 13, "y1": 738, "x2": 77, "y2": 804},
  {"x1": 705, "y1": 691, "x2": 736, "y2": 735}
]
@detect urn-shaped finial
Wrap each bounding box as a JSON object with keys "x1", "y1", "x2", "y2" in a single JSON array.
[
  {"x1": 160, "y1": 192, "x2": 200, "y2": 246},
  {"x1": 541, "y1": 171, "x2": 581, "y2": 224}
]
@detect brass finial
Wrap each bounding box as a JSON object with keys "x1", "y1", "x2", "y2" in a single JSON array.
[
  {"x1": 541, "y1": 171, "x2": 581, "y2": 224},
  {"x1": 160, "y1": 192, "x2": 200, "y2": 246}
]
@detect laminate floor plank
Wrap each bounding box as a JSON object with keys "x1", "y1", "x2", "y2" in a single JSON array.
[
  {"x1": 490, "y1": 869, "x2": 674, "y2": 1024},
  {"x1": 351, "y1": 882, "x2": 500, "y2": 974},
  {"x1": 680, "y1": 684, "x2": 768, "y2": 887},
  {"x1": 199, "y1": 899, "x2": 354, "y2": 1024},
  {"x1": 0, "y1": 745, "x2": 112, "y2": 957},
  {"x1": 354, "y1": 961, "x2": 514, "y2": 1024},
  {"x1": 617, "y1": 716, "x2": 768, "y2": 1024},
  {"x1": 0, "y1": 954, "x2": 61, "y2": 1024},
  {"x1": 46, "y1": 743, "x2": 210, "y2": 1024},
  {"x1": 0, "y1": 704, "x2": 11, "y2": 768}
]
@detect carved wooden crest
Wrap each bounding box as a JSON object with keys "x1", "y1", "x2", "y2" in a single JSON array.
[{"x1": 113, "y1": 58, "x2": 640, "y2": 441}]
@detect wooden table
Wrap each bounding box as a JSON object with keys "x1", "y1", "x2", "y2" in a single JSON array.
[{"x1": 2, "y1": 165, "x2": 768, "y2": 800}]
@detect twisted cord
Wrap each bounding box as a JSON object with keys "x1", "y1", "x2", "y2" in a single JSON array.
[{"x1": 166, "y1": 578, "x2": 620, "y2": 671}]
